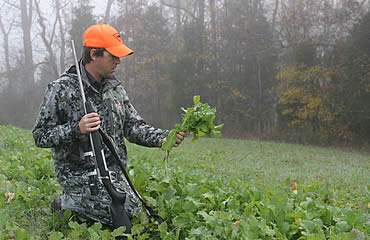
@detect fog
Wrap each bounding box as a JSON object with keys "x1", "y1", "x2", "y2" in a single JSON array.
[{"x1": 0, "y1": 0, "x2": 369, "y2": 147}]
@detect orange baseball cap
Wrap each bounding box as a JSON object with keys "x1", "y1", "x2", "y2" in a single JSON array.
[{"x1": 83, "y1": 23, "x2": 134, "y2": 57}]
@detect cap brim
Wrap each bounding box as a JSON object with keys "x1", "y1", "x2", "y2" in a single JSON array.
[{"x1": 106, "y1": 44, "x2": 134, "y2": 58}]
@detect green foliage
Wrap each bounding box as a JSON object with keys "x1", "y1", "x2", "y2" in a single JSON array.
[
  {"x1": 275, "y1": 12, "x2": 370, "y2": 144},
  {"x1": 0, "y1": 125, "x2": 368, "y2": 239},
  {"x1": 276, "y1": 63, "x2": 343, "y2": 138},
  {"x1": 161, "y1": 96, "x2": 224, "y2": 152}
]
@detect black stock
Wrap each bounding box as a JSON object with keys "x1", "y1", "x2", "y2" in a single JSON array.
[
  {"x1": 99, "y1": 129, "x2": 164, "y2": 224},
  {"x1": 85, "y1": 102, "x2": 132, "y2": 236}
]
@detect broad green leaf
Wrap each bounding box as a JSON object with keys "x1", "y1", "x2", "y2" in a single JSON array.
[
  {"x1": 191, "y1": 135, "x2": 199, "y2": 144},
  {"x1": 347, "y1": 229, "x2": 366, "y2": 240},
  {"x1": 214, "y1": 124, "x2": 224, "y2": 131},
  {"x1": 173, "y1": 213, "x2": 194, "y2": 227},
  {"x1": 162, "y1": 130, "x2": 177, "y2": 152},
  {"x1": 193, "y1": 95, "x2": 200, "y2": 105},
  {"x1": 213, "y1": 131, "x2": 222, "y2": 138},
  {"x1": 68, "y1": 221, "x2": 80, "y2": 231},
  {"x1": 89, "y1": 232, "x2": 100, "y2": 240},
  {"x1": 15, "y1": 228, "x2": 29, "y2": 240},
  {"x1": 336, "y1": 221, "x2": 351, "y2": 233},
  {"x1": 49, "y1": 232, "x2": 64, "y2": 240},
  {"x1": 159, "y1": 221, "x2": 168, "y2": 239},
  {"x1": 301, "y1": 220, "x2": 317, "y2": 233},
  {"x1": 197, "y1": 211, "x2": 216, "y2": 224},
  {"x1": 111, "y1": 226, "x2": 127, "y2": 237}
]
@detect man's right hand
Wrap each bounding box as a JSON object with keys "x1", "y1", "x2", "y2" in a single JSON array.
[{"x1": 79, "y1": 113, "x2": 101, "y2": 134}]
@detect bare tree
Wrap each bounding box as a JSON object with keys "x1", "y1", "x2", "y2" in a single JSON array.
[
  {"x1": 0, "y1": 15, "x2": 15, "y2": 93},
  {"x1": 160, "y1": 0, "x2": 196, "y2": 19},
  {"x1": 275, "y1": 0, "x2": 368, "y2": 63},
  {"x1": 104, "y1": 0, "x2": 115, "y2": 23},
  {"x1": 271, "y1": 0, "x2": 279, "y2": 36},
  {"x1": 175, "y1": 0, "x2": 181, "y2": 60},
  {"x1": 20, "y1": 0, "x2": 35, "y2": 91},
  {"x1": 12, "y1": 0, "x2": 39, "y2": 123},
  {"x1": 197, "y1": 0, "x2": 205, "y2": 72},
  {"x1": 34, "y1": 0, "x2": 59, "y2": 79},
  {"x1": 55, "y1": 0, "x2": 68, "y2": 73}
]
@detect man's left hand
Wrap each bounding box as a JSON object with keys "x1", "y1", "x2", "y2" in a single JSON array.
[
  {"x1": 173, "y1": 132, "x2": 186, "y2": 147},
  {"x1": 163, "y1": 132, "x2": 186, "y2": 147}
]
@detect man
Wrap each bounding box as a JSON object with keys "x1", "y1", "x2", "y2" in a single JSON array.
[{"x1": 32, "y1": 23, "x2": 185, "y2": 227}]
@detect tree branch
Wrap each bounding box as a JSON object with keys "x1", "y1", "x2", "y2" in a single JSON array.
[
  {"x1": 34, "y1": 0, "x2": 58, "y2": 78},
  {"x1": 160, "y1": 0, "x2": 196, "y2": 20},
  {"x1": 104, "y1": 0, "x2": 114, "y2": 23}
]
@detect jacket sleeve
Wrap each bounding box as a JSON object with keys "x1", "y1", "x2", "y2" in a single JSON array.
[
  {"x1": 123, "y1": 101, "x2": 169, "y2": 147},
  {"x1": 32, "y1": 82, "x2": 81, "y2": 148}
]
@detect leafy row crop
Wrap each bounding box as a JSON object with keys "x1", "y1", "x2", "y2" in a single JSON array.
[
  {"x1": 0, "y1": 125, "x2": 368, "y2": 239},
  {"x1": 129, "y1": 150, "x2": 368, "y2": 240}
]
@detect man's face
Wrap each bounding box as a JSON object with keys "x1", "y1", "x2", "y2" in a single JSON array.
[{"x1": 94, "y1": 50, "x2": 121, "y2": 79}]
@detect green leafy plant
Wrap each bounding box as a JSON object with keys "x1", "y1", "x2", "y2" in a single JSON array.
[
  {"x1": 0, "y1": 125, "x2": 368, "y2": 239},
  {"x1": 162, "y1": 96, "x2": 224, "y2": 156}
]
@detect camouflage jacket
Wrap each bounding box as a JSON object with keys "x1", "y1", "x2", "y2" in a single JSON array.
[{"x1": 32, "y1": 62, "x2": 169, "y2": 225}]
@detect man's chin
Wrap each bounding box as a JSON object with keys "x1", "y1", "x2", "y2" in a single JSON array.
[{"x1": 104, "y1": 73, "x2": 114, "y2": 79}]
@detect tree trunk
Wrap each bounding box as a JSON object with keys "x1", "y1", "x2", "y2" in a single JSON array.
[
  {"x1": 20, "y1": 0, "x2": 35, "y2": 112},
  {"x1": 257, "y1": 55, "x2": 263, "y2": 134},
  {"x1": 104, "y1": 0, "x2": 114, "y2": 23},
  {"x1": 153, "y1": 59, "x2": 162, "y2": 126},
  {"x1": 197, "y1": 0, "x2": 205, "y2": 73},
  {"x1": 209, "y1": 0, "x2": 220, "y2": 111},
  {"x1": 35, "y1": 0, "x2": 59, "y2": 79},
  {"x1": 0, "y1": 16, "x2": 14, "y2": 94},
  {"x1": 175, "y1": 0, "x2": 181, "y2": 61},
  {"x1": 55, "y1": 0, "x2": 66, "y2": 73},
  {"x1": 272, "y1": 0, "x2": 279, "y2": 37}
]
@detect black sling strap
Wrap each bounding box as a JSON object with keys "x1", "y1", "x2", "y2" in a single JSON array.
[{"x1": 98, "y1": 129, "x2": 164, "y2": 224}]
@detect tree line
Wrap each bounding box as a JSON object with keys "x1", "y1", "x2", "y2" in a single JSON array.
[{"x1": 0, "y1": 0, "x2": 369, "y2": 147}]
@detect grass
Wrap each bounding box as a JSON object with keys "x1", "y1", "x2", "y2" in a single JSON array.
[
  {"x1": 129, "y1": 137, "x2": 369, "y2": 207},
  {"x1": 0, "y1": 125, "x2": 369, "y2": 239}
]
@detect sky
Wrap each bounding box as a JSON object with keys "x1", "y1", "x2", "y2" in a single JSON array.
[
  {"x1": 0, "y1": 0, "x2": 114, "y2": 69},
  {"x1": 92, "y1": 0, "x2": 109, "y2": 15}
]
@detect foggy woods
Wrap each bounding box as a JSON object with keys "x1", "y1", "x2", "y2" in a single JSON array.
[{"x1": 0, "y1": 0, "x2": 369, "y2": 147}]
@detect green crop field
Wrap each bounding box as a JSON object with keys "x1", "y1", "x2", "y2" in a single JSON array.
[{"x1": 0, "y1": 125, "x2": 368, "y2": 239}]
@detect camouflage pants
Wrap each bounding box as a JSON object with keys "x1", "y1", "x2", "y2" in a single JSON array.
[{"x1": 60, "y1": 171, "x2": 142, "y2": 226}]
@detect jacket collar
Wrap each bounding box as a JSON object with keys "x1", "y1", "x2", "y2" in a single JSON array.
[{"x1": 64, "y1": 60, "x2": 121, "y2": 94}]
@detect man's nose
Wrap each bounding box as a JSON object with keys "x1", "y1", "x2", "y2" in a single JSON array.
[{"x1": 114, "y1": 57, "x2": 121, "y2": 64}]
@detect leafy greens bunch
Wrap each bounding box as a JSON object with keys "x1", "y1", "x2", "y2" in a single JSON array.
[{"x1": 162, "y1": 96, "x2": 224, "y2": 154}]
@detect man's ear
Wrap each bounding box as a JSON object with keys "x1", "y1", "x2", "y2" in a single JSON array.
[{"x1": 90, "y1": 49, "x2": 97, "y2": 61}]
